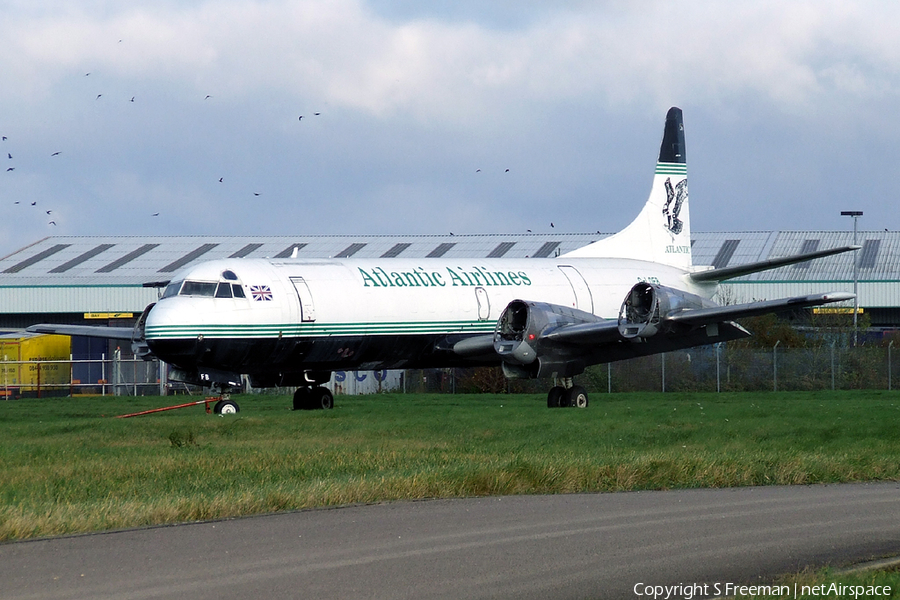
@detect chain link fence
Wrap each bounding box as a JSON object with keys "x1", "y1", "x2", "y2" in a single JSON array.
[
  {"x1": 415, "y1": 344, "x2": 900, "y2": 394},
  {"x1": 1, "y1": 351, "x2": 165, "y2": 398},
  {"x1": 3, "y1": 344, "x2": 898, "y2": 398}
]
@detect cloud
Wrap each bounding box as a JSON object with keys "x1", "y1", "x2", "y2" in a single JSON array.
[
  {"x1": 7, "y1": 1, "x2": 900, "y2": 115},
  {"x1": 2, "y1": 1, "x2": 900, "y2": 253}
]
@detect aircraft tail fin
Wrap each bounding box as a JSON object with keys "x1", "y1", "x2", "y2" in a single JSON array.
[{"x1": 561, "y1": 107, "x2": 692, "y2": 270}]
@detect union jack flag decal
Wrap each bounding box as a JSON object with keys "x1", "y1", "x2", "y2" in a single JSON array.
[{"x1": 250, "y1": 285, "x2": 273, "y2": 301}]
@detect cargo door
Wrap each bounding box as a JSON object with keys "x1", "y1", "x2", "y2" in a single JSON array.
[
  {"x1": 290, "y1": 277, "x2": 317, "y2": 322},
  {"x1": 558, "y1": 266, "x2": 593, "y2": 313}
]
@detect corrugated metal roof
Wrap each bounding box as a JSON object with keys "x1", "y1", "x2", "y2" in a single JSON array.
[{"x1": 1, "y1": 231, "x2": 897, "y2": 289}]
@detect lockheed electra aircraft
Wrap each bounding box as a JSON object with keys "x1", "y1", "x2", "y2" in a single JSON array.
[{"x1": 29, "y1": 108, "x2": 856, "y2": 413}]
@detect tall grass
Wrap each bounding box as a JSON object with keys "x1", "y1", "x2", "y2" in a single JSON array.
[{"x1": 1, "y1": 390, "x2": 899, "y2": 541}]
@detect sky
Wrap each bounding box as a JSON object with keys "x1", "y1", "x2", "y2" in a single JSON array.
[{"x1": 2, "y1": 1, "x2": 899, "y2": 256}]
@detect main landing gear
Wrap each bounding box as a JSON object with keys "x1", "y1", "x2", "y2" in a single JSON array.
[
  {"x1": 547, "y1": 378, "x2": 589, "y2": 409},
  {"x1": 292, "y1": 386, "x2": 334, "y2": 411}
]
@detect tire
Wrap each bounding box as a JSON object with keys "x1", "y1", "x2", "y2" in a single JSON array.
[
  {"x1": 566, "y1": 385, "x2": 589, "y2": 408},
  {"x1": 214, "y1": 399, "x2": 240, "y2": 414},
  {"x1": 547, "y1": 386, "x2": 566, "y2": 408},
  {"x1": 311, "y1": 387, "x2": 334, "y2": 410},
  {"x1": 292, "y1": 387, "x2": 310, "y2": 411}
]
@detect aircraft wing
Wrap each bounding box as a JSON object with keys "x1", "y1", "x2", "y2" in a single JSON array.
[
  {"x1": 26, "y1": 324, "x2": 135, "y2": 340},
  {"x1": 664, "y1": 292, "x2": 855, "y2": 327},
  {"x1": 537, "y1": 292, "x2": 852, "y2": 346},
  {"x1": 689, "y1": 245, "x2": 860, "y2": 283},
  {"x1": 455, "y1": 289, "x2": 854, "y2": 379}
]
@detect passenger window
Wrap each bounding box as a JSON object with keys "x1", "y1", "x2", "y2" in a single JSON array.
[
  {"x1": 180, "y1": 281, "x2": 217, "y2": 297},
  {"x1": 232, "y1": 284, "x2": 245, "y2": 298},
  {"x1": 215, "y1": 282, "x2": 233, "y2": 298}
]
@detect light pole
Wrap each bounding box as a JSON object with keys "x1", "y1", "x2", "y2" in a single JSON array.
[{"x1": 840, "y1": 211, "x2": 863, "y2": 346}]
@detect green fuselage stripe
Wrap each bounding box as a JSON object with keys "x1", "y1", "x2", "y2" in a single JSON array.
[{"x1": 145, "y1": 320, "x2": 495, "y2": 339}]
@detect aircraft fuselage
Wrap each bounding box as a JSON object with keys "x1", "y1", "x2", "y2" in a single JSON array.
[{"x1": 145, "y1": 256, "x2": 712, "y2": 381}]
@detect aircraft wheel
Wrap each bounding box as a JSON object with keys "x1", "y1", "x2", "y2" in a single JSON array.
[
  {"x1": 311, "y1": 387, "x2": 334, "y2": 410},
  {"x1": 566, "y1": 386, "x2": 589, "y2": 408},
  {"x1": 214, "y1": 399, "x2": 240, "y2": 414},
  {"x1": 547, "y1": 386, "x2": 566, "y2": 408},
  {"x1": 292, "y1": 387, "x2": 310, "y2": 411}
]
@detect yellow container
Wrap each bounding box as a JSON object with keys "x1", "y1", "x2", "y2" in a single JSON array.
[{"x1": 0, "y1": 333, "x2": 72, "y2": 393}]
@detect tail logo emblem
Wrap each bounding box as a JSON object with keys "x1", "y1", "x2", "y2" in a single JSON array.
[{"x1": 662, "y1": 178, "x2": 688, "y2": 235}]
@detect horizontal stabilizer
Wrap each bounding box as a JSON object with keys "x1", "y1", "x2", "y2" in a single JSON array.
[
  {"x1": 690, "y1": 245, "x2": 860, "y2": 283},
  {"x1": 26, "y1": 324, "x2": 135, "y2": 340}
]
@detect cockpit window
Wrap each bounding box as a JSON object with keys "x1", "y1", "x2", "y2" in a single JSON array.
[
  {"x1": 180, "y1": 280, "x2": 217, "y2": 297},
  {"x1": 162, "y1": 280, "x2": 183, "y2": 299},
  {"x1": 232, "y1": 284, "x2": 245, "y2": 298},
  {"x1": 215, "y1": 282, "x2": 233, "y2": 298},
  {"x1": 222, "y1": 270, "x2": 238, "y2": 281}
]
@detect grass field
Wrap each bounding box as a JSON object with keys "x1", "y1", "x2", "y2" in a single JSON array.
[{"x1": 1, "y1": 390, "x2": 899, "y2": 542}]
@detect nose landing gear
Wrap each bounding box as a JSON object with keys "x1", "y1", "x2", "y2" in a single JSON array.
[{"x1": 210, "y1": 385, "x2": 241, "y2": 414}]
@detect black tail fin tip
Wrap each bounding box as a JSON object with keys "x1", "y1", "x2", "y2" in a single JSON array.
[{"x1": 658, "y1": 107, "x2": 685, "y2": 164}]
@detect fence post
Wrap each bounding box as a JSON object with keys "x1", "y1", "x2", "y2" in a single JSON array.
[
  {"x1": 889, "y1": 341, "x2": 894, "y2": 391},
  {"x1": 831, "y1": 342, "x2": 835, "y2": 391},
  {"x1": 113, "y1": 348, "x2": 121, "y2": 396},
  {"x1": 607, "y1": 362, "x2": 611, "y2": 394},
  {"x1": 661, "y1": 352, "x2": 666, "y2": 393},
  {"x1": 716, "y1": 343, "x2": 721, "y2": 393},
  {"x1": 773, "y1": 341, "x2": 780, "y2": 392}
]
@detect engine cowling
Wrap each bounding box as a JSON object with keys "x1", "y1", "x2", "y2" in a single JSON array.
[
  {"x1": 618, "y1": 282, "x2": 713, "y2": 339},
  {"x1": 493, "y1": 299, "x2": 602, "y2": 378}
]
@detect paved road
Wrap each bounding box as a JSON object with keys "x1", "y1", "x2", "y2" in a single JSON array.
[{"x1": 2, "y1": 483, "x2": 899, "y2": 600}]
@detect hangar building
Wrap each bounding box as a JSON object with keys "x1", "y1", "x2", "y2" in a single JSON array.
[{"x1": 0, "y1": 230, "x2": 896, "y2": 341}]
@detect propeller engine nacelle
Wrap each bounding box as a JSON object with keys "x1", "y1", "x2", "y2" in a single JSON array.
[
  {"x1": 618, "y1": 282, "x2": 712, "y2": 339},
  {"x1": 493, "y1": 299, "x2": 601, "y2": 378}
]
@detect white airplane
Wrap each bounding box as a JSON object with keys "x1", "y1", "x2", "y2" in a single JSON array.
[{"x1": 29, "y1": 108, "x2": 856, "y2": 413}]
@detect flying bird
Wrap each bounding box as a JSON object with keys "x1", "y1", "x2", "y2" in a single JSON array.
[
  {"x1": 476, "y1": 169, "x2": 481, "y2": 172},
  {"x1": 550, "y1": 222, "x2": 554, "y2": 228},
  {"x1": 46, "y1": 210, "x2": 52, "y2": 215},
  {"x1": 49, "y1": 221, "x2": 56, "y2": 226},
  {"x1": 130, "y1": 97, "x2": 135, "y2": 102},
  {"x1": 204, "y1": 95, "x2": 211, "y2": 100},
  {"x1": 218, "y1": 177, "x2": 223, "y2": 182},
  {"x1": 298, "y1": 116, "x2": 303, "y2": 121},
  {"x1": 254, "y1": 192, "x2": 261, "y2": 196},
  {"x1": 51, "y1": 152, "x2": 61, "y2": 156},
  {"x1": 85, "y1": 73, "x2": 90, "y2": 76},
  {"x1": 31, "y1": 201, "x2": 36, "y2": 206},
  {"x1": 1, "y1": 136, "x2": 6, "y2": 140},
  {"x1": 314, "y1": 112, "x2": 321, "y2": 116},
  {"x1": 152, "y1": 213, "x2": 159, "y2": 217},
  {"x1": 7, "y1": 153, "x2": 11, "y2": 159},
  {"x1": 505, "y1": 169, "x2": 510, "y2": 172},
  {"x1": 96, "y1": 94, "x2": 102, "y2": 100},
  {"x1": 6, "y1": 167, "x2": 13, "y2": 172}
]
